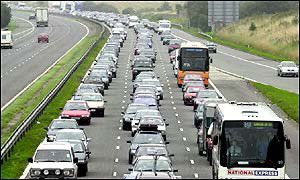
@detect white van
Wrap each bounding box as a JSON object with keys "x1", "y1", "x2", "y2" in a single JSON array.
[
  {"x1": 158, "y1": 20, "x2": 171, "y2": 34},
  {"x1": 129, "y1": 16, "x2": 139, "y2": 28},
  {"x1": 1, "y1": 30, "x2": 13, "y2": 49}
]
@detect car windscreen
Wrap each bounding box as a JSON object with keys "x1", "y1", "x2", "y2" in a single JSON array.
[
  {"x1": 197, "y1": 91, "x2": 218, "y2": 98},
  {"x1": 134, "y1": 97, "x2": 157, "y2": 106},
  {"x1": 133, "y1": 133, "x2": 163, "y2": 144},
  {"x1": 56, "y1": 132, "x2": 86, "y2": 141},
  {"x1": 137, "y1": 147, "x2": 168, "y2": 156},
  {"x1": 134, "y1": 159, "x2": 172, "y2": 171},
  {"x1": 35, "y1": 150, "x2": 72, "y2": 162},
  {"x1": 50, "y1": 121, "x2": 78, "y2": 129},
  {"x1": 64, "y1": 102, "x2": 88, "y2": 110},
  {"x1": 81, "y1": 94, "x2": 103, "y2": 101},
  {"x1": 187, "y1": 87, "x2": 202, "y2": 93}
]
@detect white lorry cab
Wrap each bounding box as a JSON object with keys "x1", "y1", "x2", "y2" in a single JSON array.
[
  {"x1": 158, "y1": 20, "x2": 171, "y2": 34},
  {"x1": 28, "y1": 141, "x2": 78, "y2": 179},
  {"x1": 128, "y1": 15, "x2": 139, "y2": 28},
  {"x1": 1, "y1": 30, "x2": 13, "y2": 49},
  {"x1": 211, "y1": 102, "x2": 291, "y2": 179}
]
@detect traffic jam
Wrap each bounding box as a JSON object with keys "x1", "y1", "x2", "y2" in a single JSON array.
[{"x1": 26, "y1": 11, "x2": 292, "y2": 179}]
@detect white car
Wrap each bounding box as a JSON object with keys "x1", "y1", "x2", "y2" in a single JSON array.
[
  {"x1": 73, "y1": 93, "x2": 106, "y2": 117},
  {"x1": 277, "y1": 61, "x2": 299, "y2": 77},
  {"x1": 140, "y1": 79, "x2": 164, "y2": 100},
  {"x1": 28, "y1": 142, "x2": 78, "y2": 179}
]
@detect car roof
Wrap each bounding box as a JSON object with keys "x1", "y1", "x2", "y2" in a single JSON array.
[{"x1": 37, "y1": 142, "x2": 72, "y2": 150}]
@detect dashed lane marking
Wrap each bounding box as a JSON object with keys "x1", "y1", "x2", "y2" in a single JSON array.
[
  {"x1": 113, "y1": 172, "x2": 117, "y2": 177},
  {"x1": 117, "y1": 136, "x2": 120, "y2": 140},
  {"x1": 183, "y1": 137, "x2": 186, "y2": 141},
  {"x1": 115, "y1": 158, "x2": 119, "y2": 163},
  {"x1": 194, "y1": 173, "x2": 199, "y2": 178},
  {"x1": 180, "y1": 128, "x2": 183, "y2": 131},
  {"x1": 190, "y1": 160, "x2": 195, "y2": 165},
  {"x1": 186, "y1": 147, "x2": 190, "y2": 152}
]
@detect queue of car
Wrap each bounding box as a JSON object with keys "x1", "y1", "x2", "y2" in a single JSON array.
[
  {"x1": 27, "y1": 13, "x2": 127, "y2": 179},
  {"x1": 122, "y1": 21, "x2": 181, "y2": 179}
]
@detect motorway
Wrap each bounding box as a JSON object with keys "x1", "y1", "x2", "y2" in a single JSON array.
[
  {"x1": 67, "y1": 26, "x2": 298, "y2": 179},
  {"x1": 172, "y1": 29, "x2": 299, "y2": 94},
  {"x1": 1, "y1": 11, "x2": 92, "y2": 107}
]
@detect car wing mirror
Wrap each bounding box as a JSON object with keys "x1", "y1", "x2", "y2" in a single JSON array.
[
  {"x1": 210, "y1": 58, "x2": 213, "y2": 63},
  {"x1": 104, "y1": 100, "x2": 107, "y2": 103},
  {"x1": 86, "y1": 151, "x2": 91, "y2": 155},
  {"x1": 169, "y1": 154, "x2": 174, "y2": 157},
  {"x1": 28, "y1": 157, "x2": 33, "y2": 163},
  {"x1": 165, "y1": 141, "x2": 170, "y2": 144},
  {"x1": 126, "y1": 140, "x2": 131, "y2": 143},
  {"x1": 165, "y1": 123, "x2": 169, "y2": 126},
  {"x1": 44, "y1": 127, "x2": 48, "y2": 131},
  {"x1": 128, "y1": 167, "x2": 133, "y2": 171},
  {"x1": 173, "y1": 169, "x2": 178, "y2": 172},
  {"x1": 59, "y1": 107, "x2": 63, "y2": 110},
  {"x1": 121, "y1": 111, "x2": 125, "y2": 115},
  {"x1": 285, "y1": 136, "x2": 291, "y2": 149}
]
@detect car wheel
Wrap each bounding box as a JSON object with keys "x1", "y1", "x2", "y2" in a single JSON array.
[
  {"x1": 100, "y1": 110, "x2": 104, "y2": 117},
  {"x1": 38, "y1": 40, "x2": 40, "y2": 43},
  {"x1": 47, "y1": 40, "x2": 49, "y2": 43},
  {"x1": 160, "y1": 95, "x2": 163, "y2": 100},
  {"x1": 128, "y1": 154, "x2": 132, "y2": 164},
  {"x1": 82, "y1": 164, "x2": 88, "y2": 176},
  {"x1": 212, "y1": 164, "x2": 216, "y2": 179},
  {"x1": 163, "y1": 135, "x2": 166, "y2": 141},
  {"x1": 87, "y1": 119, "x2": 91, "y2": 125}
]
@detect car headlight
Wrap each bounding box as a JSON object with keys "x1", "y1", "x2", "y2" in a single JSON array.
[
  {"x1": 30, "y1": 169, "x2": 41, "y2": 177},
  {"x1": 63, "y1": 169, "x2": 74, "y2": 177},
  {"x1": 55, "y1": 169, "x2": 61, "y2": 175},
  {"x1": 43, "y1": 169, "x2": 49, "y2": 175}
]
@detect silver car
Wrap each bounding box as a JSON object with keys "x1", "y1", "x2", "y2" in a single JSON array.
[{"x1": 277, "y1": 61, "x2": 299, "y2": 77}]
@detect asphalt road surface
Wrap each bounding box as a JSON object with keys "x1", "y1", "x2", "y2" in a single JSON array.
[
  {"x1": 73, "y1": 27, "x2": 298, "y2": 179},
  {"x1": 171, "y1": 29, "x2": 299, "y2": 94},
  {"x1": 1, "y1": 11, "x2": 88, "y2": 107}
]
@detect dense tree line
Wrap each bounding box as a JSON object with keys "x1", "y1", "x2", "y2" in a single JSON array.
[
  {"x1": 77, "y1": 2, "x2": 119, "y2": 14},
  {"x1": 157, "y1": 2, "x2": 172, "y2": 11},
  {"x1": 1, "y1": 2, "x2": 12, "y2": 28},
  {"x1": 183, "y1": 1, "x2": 299, "y2": 32},
  {"x1": 240, "y1": 1, "x2": 299, "y2": 18},
  {"x1": 122, "y1": 7, "x2": 135, "y2": 15}
]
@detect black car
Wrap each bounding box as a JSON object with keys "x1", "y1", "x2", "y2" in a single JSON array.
[
  {"x1": 121, "y1": 103, "x2": 148, "y2": 130},
  {"x1": 132, "y1": 61, "x2": 154, "y2": 81},
  {"x1": 82, "y1": 75, "x2": 107, "y2": 90},
  {"x1": 78, "y1": 83, "x2": 104, "y2": 96}
]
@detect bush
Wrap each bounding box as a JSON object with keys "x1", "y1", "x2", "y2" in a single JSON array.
[
  {"x1": 122, "y1": 7, "x2": 135, "y2": 15},
  {"x1": 249, "y1": 22, "x2": 257, "y2": 31},
  {"x1": 1, "y1": 2, "x2": 11, "y2": 28}
]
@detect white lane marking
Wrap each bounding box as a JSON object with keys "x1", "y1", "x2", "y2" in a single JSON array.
[
  {"x1": 19, "y1": 163, "x2": 31, "y2": 179},
  {"x1": 190, "y1": 160, "x2": 195, "y2": 165},
  {"x1": 175, "y1": 113, "x2": 178, "y2": 117},
  {"x1": 170, "y1": 96, "x2": 173, "y2": 99},
  {"x1": 117, "y1": 136, "x2": 121, "y2": 140},
  {"x1": 119, "y1": 119, "x2": 122, "y2": 123},
  {"x1": 1, "y1": 19, "x2": 89, "y2": 111},
  {"x1": 10, "y1": 69, "x2": 13, "y2": 72},
  {"x1": 125, "y1": 86, "x2": 127, "y2": 89},
  {"x1": 116, "y1": 146, "x2": 120, "y2": 150},
  {"x1": 180, "y1": 128, "x2": 183, "y2": 131},
  {"x1": 169, "y1": 87, "x2": 171, "y2": 90},
  {"x1": 285, "y1": 174, "x2": 290, "y2": 179},
  {"x1": 183, "y1": 137, "x2": 186, "y2": 141},
  {"x1": 113, "y1": 172, "x2": 117, "y2": 177},
  {"x1": 13, "y1": 17, "x2": 35, "y2": 41},
  {"x1": 208, "y1": 79, "x2": 227, "y2": 101},
  {"x1": 215, "y1": 67, "x2": 259, "y2": 83},
  {"x1": 121, "y1": 106, "x2": 125, "y2": 109},
  {"x1": 122, "y1": 100, "x2": 125, "y2": 103},
  {"x1": 124, "y1": 95, "x2": 126, "y2": 98},
  {"x1": 171, "y1": 101, "x2": 174, "y2": 104},
  {"x1": 178, "y1": 120, "x2": 181, "y2": 124},
  {"x1": 173, "y1": 106, "x2": 176, "y2": 110},
  {"x1": 186, "y1": 147, "x2": 190, "y2": 152},
  {"x1": 171, "y1": 32, "x2": 277, "y2": 70},
  {"x1": 169, "y1": 92, "x2": 172, "y2": 94},
  {"x1": 115, "y1": 158, "x2": 119, "y2": 163},
  {"x1": 194, "y1": 173, "x2": 199, "y2": 178},
  {"x1": 119, "y1": 127, "x2": 122, "y2": 130}
]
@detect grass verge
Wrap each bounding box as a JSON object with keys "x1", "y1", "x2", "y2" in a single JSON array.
[
  {"x1": 7, "y1": 19, "x2": 18, "y2": 32},
  {"x1": 1, "y1": 20, "x2": 100, "y2": 145},
  {"x1": 176, "y1": 27, "x2": 298, "y2": 64},
  {"x1": 0, "y1": 31, "x2": 109, "y2": 179},
  {"x1": 250, "y1": 81, "x2": 299, "y2": 123}
]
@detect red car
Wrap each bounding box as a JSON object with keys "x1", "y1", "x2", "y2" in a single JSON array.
[
  {"x1": 38, "y1": 33, "x2": 49, "y2": 43},
  {"x1": 168, "y1": 39, "x2": 181, "y2": 53},
  {"x1": 183, "y1": 86, "x2": 204, "y2": 105},
  {"x1": 60, "y1": 100, "x2": 91, "y2": 125}
]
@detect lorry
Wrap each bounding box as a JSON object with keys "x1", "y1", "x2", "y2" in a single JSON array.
[
  {"x1": 36, "y1": 8, "x2": 49, "y2": 27},
  {"x1": 1, "y1": 30, "x2": 13, "y2": 49}
]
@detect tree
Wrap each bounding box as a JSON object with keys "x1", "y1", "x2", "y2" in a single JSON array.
[
  {"x1": 1, "y1": 2, "x2": 11, "y2": 28},
  {"x1": 249, "y1": 22, "x2": 256, "y2": 31},
  {"x1": 157, "y1": 2, "x2": 172, "y2": 11},
  {"x1": 79, "y1": 2, "x2": 119, "y2": 14},
  {"x1": 122, "y1": 7, "x2": 135, "y2": 15},
  {"x1": 185, "y1": 1, "x2": 209, "y2": 31},
  {"x1": 175, "y1": 4, "x2": 182, "y2": 16}
]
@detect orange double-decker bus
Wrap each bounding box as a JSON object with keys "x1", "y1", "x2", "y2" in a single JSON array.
[{"x1": 177, "y1": 41, "x2": 212, "y2": 87}]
